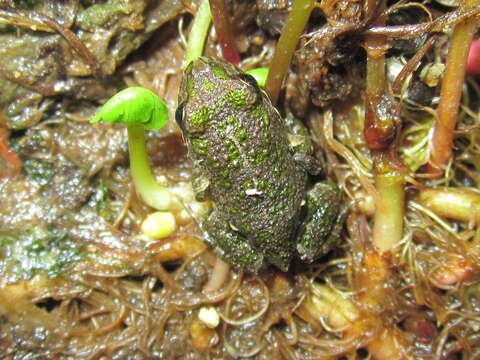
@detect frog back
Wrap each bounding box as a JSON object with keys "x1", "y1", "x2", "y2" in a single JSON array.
[{"x1": 178, "y1": 58, "x2": 307, "y2": 269}]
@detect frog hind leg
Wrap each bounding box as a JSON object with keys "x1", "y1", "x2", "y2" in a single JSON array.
[
  {"x1": 296, "y1": 182, "x2": 346, "y2": 263},
  {"x1": 203, "y1": 211, "x2": 267, "y2": 273}
]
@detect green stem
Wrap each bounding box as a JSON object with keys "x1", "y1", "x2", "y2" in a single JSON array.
[
  {"x1": 372, "y1": 172, "x2": 405, "y2": 253},
  {"x1": 185, "y1": 0, "x2": 212, "y2": 67},
  {"x1": 265, "y1": 0, "x2": 315, "y2": 104},
  {"x1": 127, "y1": 124, "x2": 171, "y2": 210},
  {"x1": 362, "y1": 0, "x2": 406, "y2": 253}
]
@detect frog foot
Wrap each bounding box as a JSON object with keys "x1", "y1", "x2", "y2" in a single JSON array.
[
  {"x1": 203, "y1": 212, "x2": 267, "y2": 273},
  {"x1": 296, "y1": 182, "x2": 345, "y2": 263}
]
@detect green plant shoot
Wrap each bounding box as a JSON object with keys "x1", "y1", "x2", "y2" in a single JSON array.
[
  {"x1": 90, "y1": 87, "x2": 171, "y2": 210},
  {"x1": 245, "y1": 68, "x2": 269, "y2": 88}
]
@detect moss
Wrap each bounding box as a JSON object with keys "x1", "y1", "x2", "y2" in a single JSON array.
[
  {"x1": 190, "y1": 107, "x2": 211, "y2": 129},
  {"x1": 242, "y1": 179, "x2": 255, "y2": 190},
  {"x1": 224, "y1": 139, "x2": 241, "y2": 166},
  {"x1": 247, "y1": 147, "x2": 267, "y2": 165},
  {"x1": 87, "y1": 180, "x2": 117, "y2": 223},
  {"x1": 202, "y1": 80, "x2": 216, "y2": 91},
  {"x1": 247, "y1": 149, "x2": 257, "y2": 163},
  {"x1": 257, "y1": 178, "x2": 267, "y2": 191},
  {"x1": 237, "y1": 222, "x2": 253, "y2": 233},
  {"x1": 253, "y1": 105, "x2": 270, "y2": 126},
  {"x1": 224, "y1": 89, "x2": 247, "y2": 109},
  {"x1": 210, "y1": 63, "x2": 230, "y2": 80},
  {"x1": 0, "y1": 227, "x2": 85, "y2": 282},
  {"x1": 262, "y1": 131, "x2": 271, "y2": 146},
  {"x1": 217, "y1": 179, "x2": 232, "y2": 189},
  {"x1": 23, "y1": 158, "x2": 54, "y2": 187},
  {"x1": 234, "y1": 127, "x2": 248, "y2": 141},
  {"x1": 273, "y1": 165, "x2": 281, "y2": 177},
  {"x1": 191, "y1": 138, "x2": 210, "y2": 155},
  {"x1": 219, "y1": 168, "x2": 230, "y2": 179},
  {"x1": 258, "y1": 231, "x2": 270, "y2": 242},
  {"x1": 226, "y1": 116, "x2": 239, "y2": 126}
]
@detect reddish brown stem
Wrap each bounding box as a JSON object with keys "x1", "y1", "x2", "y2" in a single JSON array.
[
  {"x1": 363, "y1": 1, "x2": 391, "y2": 151},
  {"x1": 209, "y1": 0, "x2": 241, "y2": 65},
  {"x1": 427, "y1": 0, "x2": 479, "y2": 176}
]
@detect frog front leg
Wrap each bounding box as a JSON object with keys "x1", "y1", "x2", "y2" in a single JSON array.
[
  {"x1": 191, "y1": 167, "x2": 210, "y2": 202},
  {"x1": 203, "y1": 211, "x2": 267, "y2": 273},
  {"x1": 285, "y1": 114, "x2": 322, "y2": 175},
  {"x1": 296, "y1": 182, "x2": 346, "y2": 263}
]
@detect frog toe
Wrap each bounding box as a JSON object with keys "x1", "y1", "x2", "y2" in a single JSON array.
[
  {"x1": 296, "y1": 182, "x2": 344, "y2": 263},
  {"x1": 204, "y1": 212, "x2": 267, "y2": 273}
]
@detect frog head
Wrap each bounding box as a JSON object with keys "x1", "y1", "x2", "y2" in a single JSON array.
[{"x1": 175, "y1": 57, "x2": 262, "y2": 136}]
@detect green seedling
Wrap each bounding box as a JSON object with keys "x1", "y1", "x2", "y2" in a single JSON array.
[
  {"x1": 90, "y1": 87, "x2": 171, "y2": 210},
  {"x1": 91, "y1": 87, "x2": 168, "y2": 130}
]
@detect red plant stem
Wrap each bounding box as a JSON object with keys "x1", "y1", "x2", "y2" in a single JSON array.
[
  {"x1": 428, "y1": 0, "x2": 480, "y2": 176},
  {"x1": 363, "y1": 0, "x2": 389, "y2": 151},
  {"x1": 209, "y1": 0, "x2": 241, "y2": 65}
]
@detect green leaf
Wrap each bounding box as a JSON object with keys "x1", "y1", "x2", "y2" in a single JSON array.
[
  {"x1": 90, "y1": 87, "x2": 169, "y2": 131},
  {"x1": 245, "y1": 68, "x2": 269, "y2": 88}
]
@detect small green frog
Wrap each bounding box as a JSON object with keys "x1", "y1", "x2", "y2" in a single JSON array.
[{"x1": 176, "y1": 57, "x2": 344, "y2": 272}]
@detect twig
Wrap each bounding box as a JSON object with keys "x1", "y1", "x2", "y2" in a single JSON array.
[{"x1": 365, "y1": 5, "x2": 480, "y2": 39}]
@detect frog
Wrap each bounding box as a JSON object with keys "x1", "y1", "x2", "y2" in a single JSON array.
[{"x1": 175, "y1": 57, "x2": 344, "y2": 273}]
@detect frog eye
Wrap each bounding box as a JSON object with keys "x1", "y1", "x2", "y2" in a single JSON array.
[
  {"x1": 238, "y1": 73, "x2": 259, "y2": 89},
  {"x1": 175, "y1": 102, "x2": 185, "y2": 129}
]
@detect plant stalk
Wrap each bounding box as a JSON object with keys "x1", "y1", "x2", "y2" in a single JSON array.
[
  {"x1": 363, "y1": 0, "x2": 405, "y2": 253},
  {"x1": 265, "y1": 0, "x2": 315, "y2": 104},
  {"x1": 127, "y1": 124, "x2": 171, "y2": 210},
  {"x1": 209, "y1": 0, "x2": 241, "y2": 64},
  {"x1": 372, "y1": 172, "x2": 405, "y2": 253},
  {"x1": 185, "y1": 0, "x2": 212, "y2": 67},
  {"x1": 428, "y1": 0, "x2": 480, "y2": 176}
]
